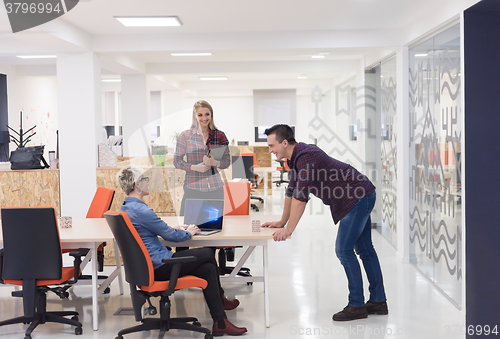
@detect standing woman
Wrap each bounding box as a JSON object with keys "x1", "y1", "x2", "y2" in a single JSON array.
[{"x1": 174, "y1": 100, "x2": 231, "y2": 216}]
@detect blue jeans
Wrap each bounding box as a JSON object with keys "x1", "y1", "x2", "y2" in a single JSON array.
[{"x1": 334, "y1": 192, "x2": 386, "y2": 307}]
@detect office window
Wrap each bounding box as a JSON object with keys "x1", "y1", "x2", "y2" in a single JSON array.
[{"x1": 253, "y1": 89, "x2": 296, "y2": 142}]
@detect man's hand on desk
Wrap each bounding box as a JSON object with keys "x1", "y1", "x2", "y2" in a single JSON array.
[
  {"x1": 261, "y1": 221, "x2": 285, "y2": 228},
  {"x1": 272, "y1": 228, "x2": 292, "y2": 242}
]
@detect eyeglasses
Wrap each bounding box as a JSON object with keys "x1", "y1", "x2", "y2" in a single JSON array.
[{"x1": 139, "y1": 176, "x2": 149, "y2": 183}]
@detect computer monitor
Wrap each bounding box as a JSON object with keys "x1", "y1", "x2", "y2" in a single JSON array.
[{"x1": 231, "y1": 155, "x2": 255, "y2": 183}]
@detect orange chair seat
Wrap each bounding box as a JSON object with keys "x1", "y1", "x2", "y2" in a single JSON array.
[
  {"x1": 4, "y1": 267, "x2": 77, "y2": 286},
  {"x1": 139, "y1": 275, "x2": 208, "y2": 293}
]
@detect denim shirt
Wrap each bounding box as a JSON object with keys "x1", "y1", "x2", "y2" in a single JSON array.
[{"x1": 119, "y1": 197, "x2": 191, "y2": 269}]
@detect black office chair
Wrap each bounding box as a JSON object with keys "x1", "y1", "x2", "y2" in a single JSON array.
[
  {"x1": 273, "y1": 159, "x2": 290, "y2": 187},
  {"x1": 0, "y1": 207, "x2": 85, "y2": 339},
  {"x1": 104, "y1": 211, "x2": 213, "y2": 339}
]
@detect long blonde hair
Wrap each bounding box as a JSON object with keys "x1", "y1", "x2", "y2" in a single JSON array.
[{"x1": 191, "y1": 100, "x2": 218, "y2": 130}]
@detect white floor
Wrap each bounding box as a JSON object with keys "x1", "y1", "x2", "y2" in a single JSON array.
[{"x1": 0, "y1": 185, "x2": 466, "y2": 339}]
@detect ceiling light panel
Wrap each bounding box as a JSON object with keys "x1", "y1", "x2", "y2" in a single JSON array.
[
  {"x1": 17, "y1": 55, "x2": 56, "y2": 59},
  {"x1": 115, "y1": 16, "x2": 182, "y2": 27},
  {"x1": 199, "y1": 76, "x2": 228, "y2": 81},
  {"x1": 171, "y1": 53, "x2": 212, "y2": 56}
]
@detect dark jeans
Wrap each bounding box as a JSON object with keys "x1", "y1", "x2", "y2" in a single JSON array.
[
  {"x1": 334, "y1": 192, "x2": 386, "y2": 307},
  {"x1": 154, "y1": 247, "x2": 226, "y2": 321}
]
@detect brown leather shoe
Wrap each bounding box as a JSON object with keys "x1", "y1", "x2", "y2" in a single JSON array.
[
  {"x1": 212, "y1": 318, "x2": 247, "y2": 336},
  {"x1": 222, "y1": 294, "x2": 240, "y2": 310}
]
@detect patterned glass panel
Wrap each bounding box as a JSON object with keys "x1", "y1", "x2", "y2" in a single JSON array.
[
  {"x1": 380, "y1": 58, "x2": 398, "y2": 247},
  {"x1": 408, "y1": 24, "x2": 462, "y2": 307}
]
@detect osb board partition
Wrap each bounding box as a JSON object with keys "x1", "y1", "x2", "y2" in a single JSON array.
[
  {"x1": 0, "y1": 169, "x2": 60, "y2": 217},
  {"x1": 97, "y1": 167, "x2": 185, "y2": 215}
]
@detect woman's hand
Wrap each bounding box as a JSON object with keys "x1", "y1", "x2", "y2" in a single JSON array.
[
  {"x1": 203, "y1": 155, "x2": 218, "y2": 167},
  {"x1": 261, "y1": 220, "x2": 285, "y2": 228},
  {"x1": 171, "y1": 225, "x2": 183, "y2": 230},
  {"x1": 191, "y1": 163, "x2": 210, "y2": 172},
  {"x1": 185, "y1": 224, "x2": 199, "y2": 236}
]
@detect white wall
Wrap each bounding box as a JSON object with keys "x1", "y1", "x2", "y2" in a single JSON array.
[{"x1": 7, "y1": 74, "x2": 58, "y2": 160}]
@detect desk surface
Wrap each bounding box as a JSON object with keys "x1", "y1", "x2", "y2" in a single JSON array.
[
  {"x1": 0, "y1": 215, "x2": 284, "y2": 243},
  {"x1": 162, "y1": 214, "x2": 281, "y2": 240},
  {"x1": 0, "y1": 218, "x2": 115, "y2": 244}
]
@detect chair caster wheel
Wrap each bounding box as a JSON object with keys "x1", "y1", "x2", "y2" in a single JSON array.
[
  {"x1": 104, "y1": 287, "x2": 111, "y2": 294},
  {"x1": 147, "y1": 307, "x2": 157, "y2": 315},
  {"x1": 247, "y1": 282, "x2": 253, "y2": 286},
  {"x1": 116, "y1": 336, "x2": 123, "y2": 339},
  {"x1": 24, "y1": 335, "x2": 31, "y2": 339},
  {"x1": 193, "y1": 321, "x2": 201, "y2": 326},
  {"x1": 59, "y1": 292, "x2": 69, "y2": 299},
  {"x1": 75, "y1": 327, "x2": 83, "y2": 335},
  {"x1": 205, "y1": 334, "x2": 213, "y2": 339}
]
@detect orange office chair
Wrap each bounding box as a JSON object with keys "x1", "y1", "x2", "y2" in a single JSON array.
[
  {"x1": 58, "y1": 187, "x2": 115, "y2": 297},
  {"x1": 0, "y1": 207, "x2": 85, "y2": 339},
  {"x1": 104, "y1": 211, "x2": 212, "y2": 339},
  {"x1": 217, "y1": 182, "x2": 252, "y2": 282}
]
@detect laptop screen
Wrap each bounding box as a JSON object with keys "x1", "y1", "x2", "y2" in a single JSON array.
[{"x1": 183, "y1": 199, "x2": 224, "y2": 230}]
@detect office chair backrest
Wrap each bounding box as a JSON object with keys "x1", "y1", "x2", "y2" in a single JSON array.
[
  {"x1": 224, "y1": 182, "x2": 250, "y2": 215},
  {"x1": 104, "y1": 211, "x2": 152, "y2": 287},
  {"x1": 231, "y1": 155, "x2": 256, "y2": 183},
  {"x1": 1, "y1": 207, "x2": 62, "y2": 280},
  {"x1": 86, "y1": 187, "x2": 115, "y2": 218}
]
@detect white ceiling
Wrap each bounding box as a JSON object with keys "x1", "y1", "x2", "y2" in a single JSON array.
[{"x1": 0, "y1": 0, "x2": 481, "y2": 87}]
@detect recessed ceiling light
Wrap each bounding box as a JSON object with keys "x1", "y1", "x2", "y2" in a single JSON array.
[
  {"x1": 114, "y1": 16, "x2": 182, "y2": 27},
  {"x1": 102, "y1": 79, "x2": 121, "y2": 83},
  {"x1": 318, "y1": 51, "x2": 330, "y2": 56},
  {"x1": 298, "y1": 75, "x2": 308, "y2": 79},
  {"x1": 199, "y1": 76, "x2": 228, "y2": 81},
  {"x1": 171, "y1": 53, "x2": 212, "y2": 57},
  {"x1": 311, "y1": 55, "x2": 325, "y2": 59},
  {"x1": 17, "y1": 55, "x2": 56, "y2": 59},
  {"x1": 415, "y1": 53, "x2": 428, "y2": 57}
]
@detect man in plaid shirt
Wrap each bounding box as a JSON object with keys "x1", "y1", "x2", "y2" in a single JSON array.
[{"x1": 262, "y1": 124, "x2": 387, "y2": 322}]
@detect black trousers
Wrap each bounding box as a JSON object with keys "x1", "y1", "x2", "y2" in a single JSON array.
[{"x1": 154, "y1": 247, "x2": 226, "y2": 322}]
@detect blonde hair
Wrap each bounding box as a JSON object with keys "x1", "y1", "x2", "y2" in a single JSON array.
[
  {"x1": 117, "y1": 166, "x2": 144, "y2": 195},
  {"x1": 191, "y1": 100, "x2": 217, "y2": 130}
]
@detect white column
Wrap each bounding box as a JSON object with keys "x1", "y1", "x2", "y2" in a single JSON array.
[
  {"x1": 57, "y1": 52, "x2": 101, "y2": 217},
  {"x1": 121, "y1": 74, "x2": 150, "y2": 157},
  {"x1": 396, "y1": 47, "x2": 410, "y2": 262}
]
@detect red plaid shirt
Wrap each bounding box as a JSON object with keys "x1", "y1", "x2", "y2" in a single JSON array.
[{"x1": 173, "y1": 127, "x2": 230, "y2": 192}]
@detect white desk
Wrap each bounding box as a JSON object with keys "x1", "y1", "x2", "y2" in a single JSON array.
[
  {"x1": 0, "y1": 218, "x2": 123, "y2": 331},
  {"x1": 253, "y1": 167, "x2": 277, "y2": 204},
  {"x1": 162, "y1": 214, "x2": 284, "y2": 328}
]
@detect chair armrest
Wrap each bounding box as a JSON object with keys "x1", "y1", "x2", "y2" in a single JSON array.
[
  {"x1": 68, "y1": 248, "x2": 89, "y2": 282},
  {"x1": 161, "y1": 256, "x2": 197, "y2": 292}
]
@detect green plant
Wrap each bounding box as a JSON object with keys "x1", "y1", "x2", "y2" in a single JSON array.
[{"x1": 155, "y1": 147, "x2": 168, "y2": 155}]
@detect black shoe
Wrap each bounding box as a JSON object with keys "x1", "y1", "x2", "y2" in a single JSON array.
[
  {"x1": 332, "y1": 305, "x2": 368, "y2": 321},
  {"x1": 365, "y1": 301, "x2": 388, "y2": 315}
]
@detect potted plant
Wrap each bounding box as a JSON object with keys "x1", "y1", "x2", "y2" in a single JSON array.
[{"x1": 154, "y1": 147, "x2": 168, "y2": 166}]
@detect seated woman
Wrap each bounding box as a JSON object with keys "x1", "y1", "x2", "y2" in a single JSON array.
[{"x1": 117, "y1": 166, "x2": 247, "y2": 336}]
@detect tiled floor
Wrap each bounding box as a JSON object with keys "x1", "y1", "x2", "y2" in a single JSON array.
[{"x1": 0, "y1": 186, "x2": 465, "y2": 339}]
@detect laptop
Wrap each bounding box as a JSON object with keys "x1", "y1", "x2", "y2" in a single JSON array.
[{"x1": 183, "y1": 199, "x2": 224, "y2": 235}]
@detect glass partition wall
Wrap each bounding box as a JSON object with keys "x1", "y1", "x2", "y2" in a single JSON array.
[{"x1": 408, "y1": 24, "x2": 462, "y2": 307}]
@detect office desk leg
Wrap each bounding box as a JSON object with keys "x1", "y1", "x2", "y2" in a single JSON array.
[
  {"x1": 263, "y1": 244, "x2": 270, "y2": 327},
  {"x1": 113, "y1": 241, "x2": 124, "y2": 295},
  {"x1": 91, "y1": 246, "x2": 99, "y2": 331}
]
